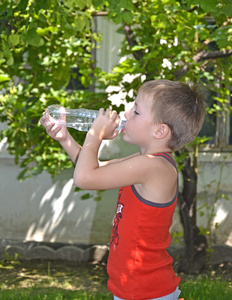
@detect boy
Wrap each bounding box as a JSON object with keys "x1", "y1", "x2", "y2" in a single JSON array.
[{"x1": 41, "y1": 80, "x2": 205, "y2": 300}]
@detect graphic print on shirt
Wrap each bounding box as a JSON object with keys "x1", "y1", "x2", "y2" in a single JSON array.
[{"x1": 110, "y1": 188, "x2": 124, "y2": 249}]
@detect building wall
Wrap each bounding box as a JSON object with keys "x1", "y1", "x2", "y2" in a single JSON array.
[
  {"x1": 1, "y1": 131, "x2": 232, "y2": 246},
  {"x1": 197, "y1": 152, "x2": 232, "y2": 245}
]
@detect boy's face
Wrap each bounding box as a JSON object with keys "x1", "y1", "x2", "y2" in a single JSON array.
[{"x1": 123, "y1": 93, "x2": 157, "y2": 149}]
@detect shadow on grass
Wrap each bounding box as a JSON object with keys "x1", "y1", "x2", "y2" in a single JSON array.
[
  {"x1": 0, "y1": 260, "x2": 109, "y2": 294},
  {"x1": 0, "y1": 259, "x2": 232, "y2": 300}
]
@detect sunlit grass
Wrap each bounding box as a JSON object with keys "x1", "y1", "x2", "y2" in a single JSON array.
[
  {"x1": 0, "y1": 277, "x2": 231, "y2": 300},
  {"x1": 0, "y1": 288, "x2": 113, "y2": 299},
  {"x1": 179, "y1": 274, "x2": 232, "y2": 300},
  {"x1": 0, "y1": 260, "x2": 231, "y2": 299}
]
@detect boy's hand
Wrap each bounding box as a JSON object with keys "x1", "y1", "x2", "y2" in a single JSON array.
[
  {"x1": 40, "y1": 108, "x2": 68, "y2": 142},
  {"x1": 90, "y1": 108, "x2": 120, "y2": 140}
]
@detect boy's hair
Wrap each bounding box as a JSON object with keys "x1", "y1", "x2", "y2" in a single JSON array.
[{"x1": 138, "y1": 80, "x2": 206, "y2": 151}]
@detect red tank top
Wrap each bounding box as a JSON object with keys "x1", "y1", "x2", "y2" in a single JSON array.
[{"x1": 107, "y1": 153, "x2": 181, "y2": 299}]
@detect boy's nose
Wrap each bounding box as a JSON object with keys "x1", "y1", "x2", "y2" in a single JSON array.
[{"x1": 124, "y1": 110, "x2": 129, "y2": 120}]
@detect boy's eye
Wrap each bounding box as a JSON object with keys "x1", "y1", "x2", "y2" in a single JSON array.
[{"x1": 134, "y1": 110, "x2": 139, "y2": 115}]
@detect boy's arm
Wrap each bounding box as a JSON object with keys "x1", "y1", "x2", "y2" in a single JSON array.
[
  {"x1": 74, "y1": 108, "x2": 119, "y2": 182},
  {"x1": 40, "y1": 110, "x2": 81, "y2": 164},
  {"x1": 59, "y1": 132, "x2": 81, "y2": 164},
  {"x1": 99, "y1": 152, "x2": 140, "y2": 166},
  {"x1": 41, "y1": 108, "x2": 145, "y2": 190},
  {"x1": 40, "y1": 107, "x2": 126, "y2": 166},
  {"x1": 74, "y1": 109, "x2": 150, "y2": 190}
]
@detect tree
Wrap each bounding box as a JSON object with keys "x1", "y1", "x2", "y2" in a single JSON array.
[
  {"x1": 0, "y1": 0, "x2": 232, "y2": 273},
  {"x1": 0, "y1": 0, "x2": 111, "y2": 179}
]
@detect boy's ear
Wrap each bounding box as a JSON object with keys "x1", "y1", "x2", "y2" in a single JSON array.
[{"x1": 153, "y1": 124, "x2": 169, "y2": 139}]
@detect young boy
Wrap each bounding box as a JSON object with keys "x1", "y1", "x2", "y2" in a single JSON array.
[{"x1": 41, "y1": 80, "x2": 205, "y2": 300}]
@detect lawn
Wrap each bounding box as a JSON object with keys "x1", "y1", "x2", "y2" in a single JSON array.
[{"x1": 0, "y1": 258, "x2": 231, "y2": 299}]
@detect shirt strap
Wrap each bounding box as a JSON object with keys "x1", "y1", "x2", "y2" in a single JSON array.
[{"x1": 153, "y1": 152, "x2": 176, "y2": 168}]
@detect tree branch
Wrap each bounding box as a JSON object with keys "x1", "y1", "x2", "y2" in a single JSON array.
[
  {"x1": 123, "y1": 25, "x2": 144, "y2": 61},
  {"x1": 174, "y1": 49, "x2": 232, "y2": 79},
  {"x1": 194, "y1": 49, "x2": 232, "y2": 62}
]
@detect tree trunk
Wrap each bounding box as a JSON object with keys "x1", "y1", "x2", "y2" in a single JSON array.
[{"x1": 176, "y1": 149, "x2": 208, "y2": 273}]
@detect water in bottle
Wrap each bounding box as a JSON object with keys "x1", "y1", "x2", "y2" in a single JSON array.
[{"x1": 45, "y1": 105, "x2": 126, "y2": 132}]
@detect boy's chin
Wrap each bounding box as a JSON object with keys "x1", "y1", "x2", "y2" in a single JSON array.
[{"x1": 122, "y1": 134, "x2": 136, "y2": 145}]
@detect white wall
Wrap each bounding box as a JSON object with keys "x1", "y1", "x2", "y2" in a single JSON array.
[
  {"x1": 0, "y1": 154, "x2": 116, "y2": 244},
  {"x1": 0, "y1": 131, "x2": 138, "y2": 245},
  {"x1": 197, "y1": 152, "x2": 232, "y2": 245},
  {"x1": 1, "y1": 131, "x2": 232, "y2": 246}
]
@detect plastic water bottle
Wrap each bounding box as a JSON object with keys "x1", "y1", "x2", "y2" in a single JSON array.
[{"x1": 45, "y1": 105, "x2": 126, "y2": 132}]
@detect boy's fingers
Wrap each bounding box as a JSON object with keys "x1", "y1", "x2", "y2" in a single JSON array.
[
  {"x1": 45, "y1": 109, "x2": 50, "y2": 121},
  {"x1": 40, "y1": 114, "x2": 45, "y2": 125},
  {"x1": 50, "y1": 124, "x2": 63, "y2": 135},
  {"x1": 105, "y1": 108, "x2": 118, "y2": 119},
  {"x1": 59, "y1": 106, "x2": 66, "y2": 122},
  {"x1": 110, "y1": 110, "x2": 118, "y2": 119},
  {"x1": 105, "y1": 108, "x2": 111, "y2": 116},
  {"x1": 98, "y1": 108, "x2": 104, "y2": 115},
  {"x1": 116, "y1": 115, "x2": 121, "y2": 124},
  {"x1": 45, "y1": 123, "x2": 54, "y2": 134},
  {"x1": 113, "y1": 129, "x2": 119, "y2": 137}
]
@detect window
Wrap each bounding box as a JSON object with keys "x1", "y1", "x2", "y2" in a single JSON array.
[{"x1": 199, "y1": 89, "x2": 232, "y2": 149}]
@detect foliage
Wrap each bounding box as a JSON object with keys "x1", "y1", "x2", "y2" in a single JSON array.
[
  {"x1": 0, "y1": 0, "x2": 110, "y2": 179},
  {"x1": 0, "y1": 0, "x2": 232, "y2": 181},
  {"x1": 98, "y1": 0, "x2": 232, "y2": 98},
  {"x1": 0, "y1": 252, "x2": 21, "y2": 267}
]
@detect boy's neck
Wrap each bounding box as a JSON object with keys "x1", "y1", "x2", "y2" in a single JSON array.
[{"x1": 140, "y1": 146, "x2": 172, "y2": 155}]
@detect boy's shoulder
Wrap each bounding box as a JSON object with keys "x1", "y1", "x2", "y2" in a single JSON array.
[
  {"x1": 140, "y1": 152, "x2": 175, "y2": 165},
  {"x1": 131, "y1": 152, "x2": 176, "y2": 175},
  {"x1": 133, "y1": 153, "x2": 177, "y2": 203}
]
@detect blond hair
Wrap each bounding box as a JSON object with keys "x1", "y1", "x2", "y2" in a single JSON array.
[{"x1": 138, "y1": 80, "x2": 206, "y2": 151}]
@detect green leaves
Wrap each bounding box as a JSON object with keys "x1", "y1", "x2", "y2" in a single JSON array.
[
  {"x1": 211, "y1": 26, "x2": 232, "y2": 49},
  {"x1": 0, "y1": 74, "x2": 10, "y2": 83},
  {"x1": 9, "y1": 34, "x2": 20, "y2": 46},
  {"x1": 107, "y1": 0, "x2": 135, "y2": 24},
  {"x1": 199, "y1": 0, "x2": 219, "y2": 13},
  {"x1": 0, "y1": 0, "x2": 105, "y2": 180},
  {"x1": 2, "y1": 40, "x2": 14, "y2": 65},
  {"x1": 27, "y1": 28, "x2": 44, "y2": 47},
  {"x1": 182, "y1": 0, "x2": 232, "y2": 17}
]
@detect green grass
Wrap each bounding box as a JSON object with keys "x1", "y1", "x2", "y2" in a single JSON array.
[
  {"x1": 0, "y1": 278, "x2": 231, "y2": 300},
  {"x1": 179, "y1": 275, "x2": 232, "y2": 300},
  {"x1": 0, "y1": 259, "x2": 231, "y2": 299},
  {"x1": 0, "y1": 288, "x2": 112, "y2": 300}
]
